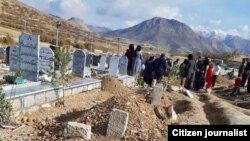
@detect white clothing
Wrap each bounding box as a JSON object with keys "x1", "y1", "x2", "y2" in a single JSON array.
[{"x1": 213, "y1": 65, "x2": 221, "y2": 75}]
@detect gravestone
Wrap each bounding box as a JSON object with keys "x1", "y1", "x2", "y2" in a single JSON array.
[
  {"x1": 107, "y1": 108, "x2": 129, "y2": 138},
  {"x1": 99, "y1": 55, "x2": 106, "y2": 70},
  {"x1": 118, "y1": 56, "x2": 128, "y2": 75},
  {"x1": 9, "y1": 46, "x2": 20, "y2": 72},
  {"x1": 39, "y1": 47, "x2": 54, "y2": 73},
  {"x1": 109, "y1": 56, "x2": 120, "y2": 77},
  {"x1": 85, "y1": 54, "x2": 92, "y2": 67},
  {"x1": 92, "y1": 55, "x2": 100, "y2": 66},
  {"x1": 73, "y1": 50, "x2": 86, "y2": 78},
  {"x1": 6, "y1": 47, "x2": 10, "y2": 65},
  {"x1": 19, "y1": 32, "x2": 40, "y2": 81},
  {"x1": 106, "y1": 55, "x2": 111, "y2": 68},
  {"x1": 151, "y1": 83, "x2": 164, "y2": 105},
  {"x1": 0, "y1": 47, "x2": 6, "y2": 61}
]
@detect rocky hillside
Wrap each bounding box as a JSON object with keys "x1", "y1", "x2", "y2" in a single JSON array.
[
  {"x1": 68, "y1": 17, "x2": 90, "y2": 31},
  {"x1": 105, "y1": 17, "x2": 232, "y2": 54},
  {"x1": 87, "y1": 24, "x2": 112, "y2": 33}
]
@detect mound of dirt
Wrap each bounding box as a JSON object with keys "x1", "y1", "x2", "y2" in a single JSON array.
[{"x1": 101, "y1": 76, "x2": 129, "y2": 94}]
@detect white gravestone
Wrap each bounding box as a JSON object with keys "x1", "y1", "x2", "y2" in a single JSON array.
[
  {"x1": 39, "y1": 47, "x2": 54, "y2": 73},
  {"x1": 109, "y1": 56, "x2": 120, "y2": 77},
  {"x1": 19, "y1": 32, "x2": 40, "y2": 81},
  {"x1": 73, "y1": 50, "x2": 86, "y2": 78},
  {"x1": 0, "y1": 48, "x2": 6, "y2": 60},
  {"x1": 99, "y1": 55, "x2": 106, "y2": 70},
  {"x1": 118, "y1": 56, "x2": 128, "y2": 75},
  {"x1": 9, "y1": 46, "x2": 20, "y2": 72}
]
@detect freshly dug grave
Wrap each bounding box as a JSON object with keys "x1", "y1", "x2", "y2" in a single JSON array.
[{"x1": 101, "y1": 76, "x2": 130, "y2": 94}]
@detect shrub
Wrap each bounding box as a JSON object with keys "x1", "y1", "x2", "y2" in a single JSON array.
[{"x1": 0, "y1": 87, "x2": 12, "y2": 124}]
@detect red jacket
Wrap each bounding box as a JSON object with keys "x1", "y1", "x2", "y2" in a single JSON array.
[{"x1": 235, "y1": 77, "x2": 241, "y2": 87}]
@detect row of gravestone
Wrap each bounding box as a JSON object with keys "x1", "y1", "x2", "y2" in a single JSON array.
[{"x1": 2, "y1": 32, "x2": 129, "y2": 81}]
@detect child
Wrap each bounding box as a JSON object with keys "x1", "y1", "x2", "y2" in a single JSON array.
[{"x1": 230, "y1": 74, "x2": 241, "y2": 96}]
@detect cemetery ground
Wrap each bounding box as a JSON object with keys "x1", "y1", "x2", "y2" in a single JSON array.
[{"x1": 1, "y1": 76, "x2": 250, "y2": 140}]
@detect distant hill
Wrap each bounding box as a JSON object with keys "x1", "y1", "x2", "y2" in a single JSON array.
[
  {"x1": 87, "y1": 24, "x2": 112, "y2": 33},
  {"x1": 104, "y1": 17, "x2": 232, "y2": 54},
  {"x1": 68, "y1": 17, "x2": 90, "y2": 31},
  {"x1": 196, "y1": 30, "x2": 250, "y2": 55}
]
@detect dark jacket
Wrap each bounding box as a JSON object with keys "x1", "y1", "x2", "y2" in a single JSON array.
[{"x1": 155, "y1": 57, "x2": 166, "y2": 75}]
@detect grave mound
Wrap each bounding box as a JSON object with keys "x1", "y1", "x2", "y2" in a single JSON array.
[{"x1": 101, "y1": 76, "x2": 128, "y2": 94}]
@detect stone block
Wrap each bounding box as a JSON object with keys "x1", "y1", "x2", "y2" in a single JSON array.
[
  {"x1": 107, "y1": 108, "x2": 129, "y2": 138},
  {"x1": 11, "y1": 98, "x2": 22, "y2": 111},
  {"x1": 23, "y1": 95, "x2": 35, "y2": 108},
  {"x1": 151, "y1": 84, "x2": 163, "y2": 105},
  {"x1": 41, "y1": 103, "x2": 52, "y2": 108},
  {"x1": 83, "y1": 85, "x2": 88, "y2": 91},
  {"x1": 35, "y1": 94, "x2": 46, "y2": 105},
  {"x1": 64, "y1": 122, "x2": 91, "y2": 140},
  {"x1": 64, "y1": 89, "x2": 72, "y2": 97},
  {"x1": 87, "y1": 84, "x2": 94, "y2": 91},
  {"x1": 46, "y1": 91, "x2": 58, "y2": 102}
]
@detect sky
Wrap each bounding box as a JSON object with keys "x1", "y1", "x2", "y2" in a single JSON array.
[{"x1": 20, "y1": 0, "x2": 250, "y2": 39}]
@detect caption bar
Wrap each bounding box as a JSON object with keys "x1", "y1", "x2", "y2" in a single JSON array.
[{"x1": 168, "y1": 125, "x2": 250, "y2": 140}]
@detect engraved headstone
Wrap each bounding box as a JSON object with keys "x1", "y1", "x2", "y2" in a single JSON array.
[
  {"x1": 73, "y1": 50, "x2": 86, "y2": 78},
  {"x1": 9, "y1": 46, "x2": 20, "y2": 72},
  {"x1": 118, "y1": 56, "x2": 128, "y2": 75},
  {"x1": 99, "y1": 55, "x2": 106, "y2": 70},
  {"x1": 109, "y1": 56, "x2": 120, "y2": 77},
  {"x1": 19, "y1": 32, "x2": 40, "y2": 81},
  {"x1": 39, "y1": 47, "x2": 54, "y2": 72}
]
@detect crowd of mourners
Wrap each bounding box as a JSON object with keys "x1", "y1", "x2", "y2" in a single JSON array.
[{"x1": 125, "y1": 44, "x2": 225, "y2": 94}]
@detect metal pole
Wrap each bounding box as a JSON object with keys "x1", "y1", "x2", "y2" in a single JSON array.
[
  {"x1": 118, "y1": 37, "x2": 120, "y2": 55},
  {"x1": 56, "y1": 21, "x2": 61, "y2": 47}
]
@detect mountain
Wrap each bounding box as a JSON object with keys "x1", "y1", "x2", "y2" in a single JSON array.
[
  {"x1": 104, "y1": 17, "x2": 231, "y2": 54},
  {"x1": 68, "y1": 17, "x2": 90, "y2": 31},
  {"x1": 87, "y1": 24, "x2": 112, "y2": 33},
  {"x1": 196, "y1": 30, "x2": 250, "y2": 55}
]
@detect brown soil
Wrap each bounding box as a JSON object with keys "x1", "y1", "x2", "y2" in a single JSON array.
[{"x1": 101, "y1": 76, "x2": 130, "y2": 94}]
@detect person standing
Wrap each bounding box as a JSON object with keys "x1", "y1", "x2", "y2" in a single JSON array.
[
  {"x1": 143, "y1": 56, "x2": 155, "y2": 86},
  {"x1": 132, "y1": 45, "x2": 143, "y2": 80},
  {"x1": 241, "y1": 58, "x2": 250, "y2": 87},
  {"x1": 212, "y1": 63, "x2": 221, "y2": 87},
  {"x1": 206, "y1": 64, "x2": 213, "y2": 94},
  {"x1": 125, "y1": 44, "x2": 135, "y2": 76},
  {"x1": 179, "y1": 59, "x2": 188, "y2": 88},
  {"x1": 185, "y1": 54, "x2": 196, "y2": 89},
  {"x1": 193, "y1": 56, "x2": 203, "y2": 91},
  {"x1": 154, "y1": 54, "x2": 166, "y2": 82},
  {"x1": 238, "y1": 58, "x2": 246, "y2": 76},
  {"x1": 200, "y1": 57, "x2": 210, "y2": 89}
]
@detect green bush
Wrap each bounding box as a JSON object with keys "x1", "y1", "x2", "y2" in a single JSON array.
[{"x1": 0, "y1": 87, "x2": 12, "y2": 124}]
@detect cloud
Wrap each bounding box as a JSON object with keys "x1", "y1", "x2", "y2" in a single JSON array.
[
  {"x1": 47, "y1": 0, "x2": 88, "y2": 19},
  {"x1": 209, "y1": 19, "x2": 222, "y2": 26},
  {"x1": 151, "y1": 6, "x2": 182, "y2": 20},
  {"x1": 125, "y1": 20, "x2": 140, "y2": 27}
]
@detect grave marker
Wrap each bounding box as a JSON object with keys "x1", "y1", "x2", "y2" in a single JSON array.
[
  {"x1": 39, "y1": 47, "x2": 54, "y2": 73},
  {"x1": 73, "y1": 50, "x2": 86, "y2": 78},
  {"x1": 19, "y1": 32, "x2": 40, "y2": 81},
  {"x1": 9, "y1": 46, "x2": 20, "y2": 72},
  {"x1": 118, "y1": 56, "x2": 128, "y2": 75},
  {"x1": 0, "y1": 47, "x2": 6, "y2": 61},
  {"x1": 109, "y1": 56, "x2": 120, "y2": 77},
  {"x1": 85, "y1": 54, "x2": 92, "y2": 67},
  {"x1": 99, "y1": 55, "x2": 106, "y2": 70}
]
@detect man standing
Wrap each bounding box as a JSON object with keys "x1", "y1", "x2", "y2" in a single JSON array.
[{"x1": 212, "y1": 63, "x2": 221, "y2": 87}]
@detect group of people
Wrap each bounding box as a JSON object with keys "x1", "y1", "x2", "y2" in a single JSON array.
[{"x1": 125, "y1": 44, "x2": 223, "y2": 94}]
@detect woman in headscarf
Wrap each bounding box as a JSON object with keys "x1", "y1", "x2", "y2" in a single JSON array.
[
  {"x1": 206, "y1": 64, "x2": 214, "y2": 94},
  {"x1": 132, "y1": 45, "x2": 143, "y2": 80},
  {"x1": 143, "y1": 56, "x2": 155, "y2": 86}
]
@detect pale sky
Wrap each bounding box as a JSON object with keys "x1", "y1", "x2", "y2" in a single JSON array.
[{"x1": 20, "y1": 0, "x2": 250, "y2": 39}]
